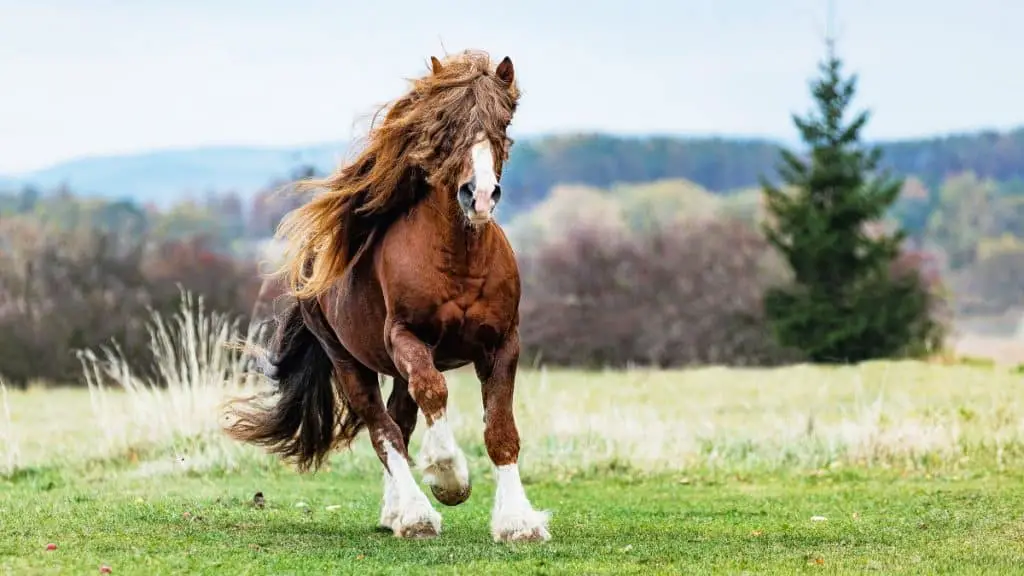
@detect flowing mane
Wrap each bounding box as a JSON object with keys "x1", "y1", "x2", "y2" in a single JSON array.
[{"x1": 273, "y1": 50, "x2": 521, "y2": 300}]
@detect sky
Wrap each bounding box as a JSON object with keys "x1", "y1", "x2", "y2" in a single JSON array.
[{"x1": 1, "y1": 0, "x2": 1021, "y2": 174}]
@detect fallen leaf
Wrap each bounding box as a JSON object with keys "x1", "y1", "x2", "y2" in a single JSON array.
[
  {"x1": 356, "y1": 554, "x2": 366, "y2": 560},
  {"x1": 810, "y1": 515, "x2": 827, "y2": 522},
  {"x1": 99, "y1": 565, "x2": 112, "y2": 574},
  {"x1": 45, "y1": 543, "x2": 57, "y2": 551},
  {"x1": 750, "y1": 530, "x2": 763, "y2": 537},
  {"x1": 295, "y1": 502, "x2": 309, "y2": 508},
  {"x1": 852, "y1": 512, "x2": 860, "y2": 520},
  {"x1": 325, "y1": 505, "x2": 342, "y2": 511}
]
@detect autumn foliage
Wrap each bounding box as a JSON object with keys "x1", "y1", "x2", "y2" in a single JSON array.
[
  {"x1": 518, "y1": 218, "x2": 804, "y2": 367},
  {"x1": 0, "y1": 221, "x2": 261, "y2": 387}
]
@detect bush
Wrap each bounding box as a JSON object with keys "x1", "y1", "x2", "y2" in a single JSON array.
[
  {"x1": 764, "y1": 248, "x2": 949, "y2": 363},
  {"x1": 0, "y1": 221, "x2": 154, "y2": 386},
  {"x1": 0, "y1": 221, "x2": 262, "y2": 387},
  {"x1": 519, "y1": 217, "x2": 803, "y2": 367}
]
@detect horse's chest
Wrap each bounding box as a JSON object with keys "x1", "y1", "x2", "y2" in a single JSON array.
[{"x1": 426, "y1": 286, "x2": 511, "y2": 357}]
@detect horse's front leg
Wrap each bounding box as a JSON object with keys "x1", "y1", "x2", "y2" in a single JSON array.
[
  {"x1": 476, "y1": 329, "x2": 551, "y2": 542},
  {"x1": 388, "y1": 323, "x2": 471, "y2": 507}
]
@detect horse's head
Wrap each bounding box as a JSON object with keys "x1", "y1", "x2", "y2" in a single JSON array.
[{"x1": 406, "y1": 50, "x2": 519, "y2": 227}]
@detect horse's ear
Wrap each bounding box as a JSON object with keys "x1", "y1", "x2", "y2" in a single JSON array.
[
  {"x1": 495, "y1": 56, "x2": 515, "y2": 85},
  {"x1": 430, "y1": 56, "x2": 444, "y2": 75}
]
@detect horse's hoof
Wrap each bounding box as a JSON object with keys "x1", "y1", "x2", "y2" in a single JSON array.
[
  {"x1": 431, "y1": 481, "x2": 472, "y2": 506},
  {"x1": 391, "y1": 504, "x2": 442, "y2": 539},
  {"x1": 495, "y1": 526, "x2": 551, "y2": 543},
  {"x1": 393, "y1": 518, "x2": 440, "y2": 539},
  {"x1": 491, "y1": 509, "x2": 551, "y2": 543}
]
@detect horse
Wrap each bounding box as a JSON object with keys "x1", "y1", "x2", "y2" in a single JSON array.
[{"x1": 224, "y1": 50, "x2": 551, "y2": 543}]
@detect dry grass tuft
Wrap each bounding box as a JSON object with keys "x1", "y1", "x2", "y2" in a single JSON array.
[
  {"x1": 74, "y1": 291, "x2": 269, "y2": 472},
  {"x1": 0, "y1": 378, "x2": 20, "y2": 475}
]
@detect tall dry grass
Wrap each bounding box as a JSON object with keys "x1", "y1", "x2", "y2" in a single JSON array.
[
  {"x1": 0, "y1": 379, "x2": 19, "y2": 475},
  {"x1": 75, "y1": 291, "x2": 269, "y2": 473},
  {"x1": 2, "y1": 291, "x2": 1023, "y2": 479}
]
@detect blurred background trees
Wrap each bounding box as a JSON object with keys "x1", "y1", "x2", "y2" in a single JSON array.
[{"x1": 2, "y1": 49, "x2": 1024, "y2": 384}]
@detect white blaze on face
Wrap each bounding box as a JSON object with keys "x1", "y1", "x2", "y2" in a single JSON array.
[{"x1": 469, "y1": 135, "x2": 499, "y2": 216}]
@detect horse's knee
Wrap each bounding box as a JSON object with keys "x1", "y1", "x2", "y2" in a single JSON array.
[{"x1": 408, "y1": 369, "x2": 448, "y2": 419}]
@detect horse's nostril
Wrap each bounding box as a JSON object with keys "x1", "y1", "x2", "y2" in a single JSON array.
[
  {"x1": 492, "y1": 184, "x2": 502, "y2": 203},
  {"x1": 458, "y1": 183, "x2": 475, "y2": 208}
]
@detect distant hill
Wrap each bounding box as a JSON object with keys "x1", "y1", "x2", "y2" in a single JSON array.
[
  {"x1": 1, "y1": 143, "x2": 350, "y2": 207},
  {"x1": 3, "y1": 127, "x2": 1023, "y2": 212}
]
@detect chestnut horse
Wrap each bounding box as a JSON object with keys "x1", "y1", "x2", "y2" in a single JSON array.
[{"x1": 224, "y1": 50, "x2": 550, "y2": 543}]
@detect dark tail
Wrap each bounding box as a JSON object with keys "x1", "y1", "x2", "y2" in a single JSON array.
[{"x1": 224, "y1": 299, "x2": 363, "y2": 472}]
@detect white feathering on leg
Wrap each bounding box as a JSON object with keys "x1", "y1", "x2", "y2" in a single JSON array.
[
  {"x1": 491, "y1": 463, "x2": 551, "y2": 542},
  {"x1": 382, "y1": 440, "x2": 441, "y2": 538},
  {"x1": 418, "y1": 415, "x2": 471, "y2": 504}
]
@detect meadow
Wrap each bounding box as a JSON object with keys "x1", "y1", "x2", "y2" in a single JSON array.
[{"x1": 2, "y1": 298, "x2": 1024, "y2": 574}]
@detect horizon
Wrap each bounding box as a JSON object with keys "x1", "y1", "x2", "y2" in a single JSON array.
[
  {"x1": 8, "y1": 123, "x2": 1024, "y2": 178},
  {"x1": 3, "y1": 0, "x2": 1022, "y2": 173}
]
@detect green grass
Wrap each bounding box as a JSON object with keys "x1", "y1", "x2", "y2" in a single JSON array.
[
  {"x1": 3, "y1": 299, "x2": 1024, "y2": 574},
  {"x1": 3, "y1": 466, "x2": 1024, "y2": 574}
]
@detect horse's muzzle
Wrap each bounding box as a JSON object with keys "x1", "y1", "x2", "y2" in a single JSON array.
[{"x1": 458, "y1": 181, "x2": 501, "y2": 224}]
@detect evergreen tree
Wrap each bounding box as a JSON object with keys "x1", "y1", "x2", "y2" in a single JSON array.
[{"x1": 761, "y1": 45, "x2": 943, "y2": 362}]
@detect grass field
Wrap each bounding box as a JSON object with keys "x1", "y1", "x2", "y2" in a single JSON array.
[{"x1": 2, "y1": 299, "x2": 1024, "y2": 574}]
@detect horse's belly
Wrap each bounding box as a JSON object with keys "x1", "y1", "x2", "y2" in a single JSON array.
[{"x1": 324, "y1": 274, "x2": 397, "y2": 376}]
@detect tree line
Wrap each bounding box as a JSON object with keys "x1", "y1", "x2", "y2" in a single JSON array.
[{"x1": 495, "y1": 128, "x2": 1024, "y2": 217}]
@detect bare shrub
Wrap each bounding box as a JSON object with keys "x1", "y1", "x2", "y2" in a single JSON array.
[
  {"x1": 0, "y1": 221, "x2": 153, "y2": 387},
  {"x1": 0, "y1": 218, "x2": 262, "y2": 387},
  {"x1": 519, "y1": 217, "x2": 803, "y2": 367},
  {"x1": 142, "y1": 235, "x2": 261, "y2": 321},
  {"x1": 889, "y1": 246, "x2": 952, "y2": 354}
]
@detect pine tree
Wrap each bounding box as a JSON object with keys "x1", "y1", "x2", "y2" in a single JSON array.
[{"x1": 761, "y1": 45, "x2": 942, "y2": 362}]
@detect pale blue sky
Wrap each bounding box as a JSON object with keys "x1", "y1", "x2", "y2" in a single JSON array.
[{"x1": 1, "y1": 0, "x2": 1020, "y2": 173}]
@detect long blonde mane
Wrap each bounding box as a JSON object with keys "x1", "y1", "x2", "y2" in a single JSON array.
[{"x1": 272, "y1": 50, "x2": 520, "y2": 300}]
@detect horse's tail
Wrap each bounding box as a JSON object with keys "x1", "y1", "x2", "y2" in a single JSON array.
[{"x1": 223, "y1": 298, "x2": 363, "y2": 472}]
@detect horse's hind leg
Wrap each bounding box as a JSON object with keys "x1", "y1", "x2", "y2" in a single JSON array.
[
  {"x1": 302, "y1": 312, "x2": 441, "y2": 538},
  {"x1": 388, "y1": 324, "x2": 471, "y2": 507},
  {"x1": 337, "y1": 361, "x2": 441, "y2": 538},
  {"x1": 379, "y1": 376, "x2": 420, "y2": 530}
]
